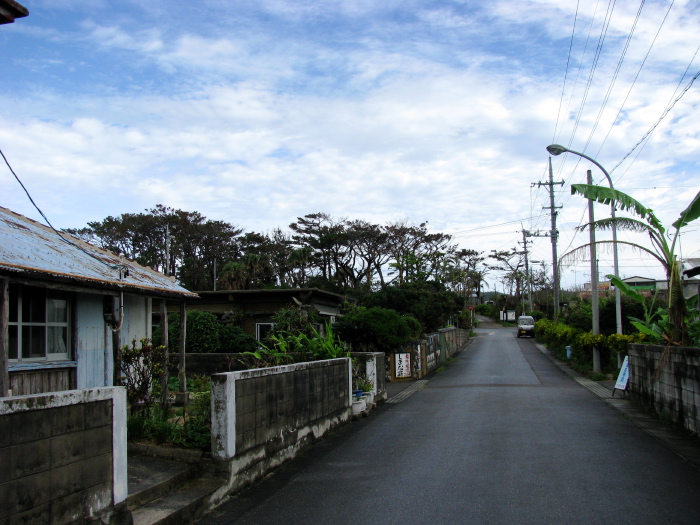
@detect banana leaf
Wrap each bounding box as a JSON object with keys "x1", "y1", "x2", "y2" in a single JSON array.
[
  {"x1": 571, "y1": 184, "x2": 663, "y2": 231},
  {"x1": 672, "y1": 190, "x2": 700, "y2": 230}
]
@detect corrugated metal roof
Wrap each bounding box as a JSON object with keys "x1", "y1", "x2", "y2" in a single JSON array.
[{"x1": 0, "y1": 206, "x2": 197, "y2": 298}]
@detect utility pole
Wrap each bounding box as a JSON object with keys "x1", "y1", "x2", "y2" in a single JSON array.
[
  {"x1": 520, "y1": 228, "x2": 533, "y2": 313},
  {"x1": 523, "y1": 230, "x2": 550, "y2": 315},
  {"x1": 536, "y1": 157, "x2": 564, "y2": 317},
  {"x1": 587, "y1": 169, "x2": 601, "y2": 372}
]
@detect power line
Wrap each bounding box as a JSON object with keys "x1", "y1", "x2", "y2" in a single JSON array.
[
  {"x1": 582, "y1": 0, "x2": 645, "y2": 154},
  {"x1": 593, "y1": 0, "x2": 675, "y2": 161},
  {"x1": 0, "y1": 146, "x2": 127, "y2": 275},
  {"x1": 611, "y1": 66, "x2": 700, "y2": 174},
  {"x1": 449, "y1": 214, "x2": 550, "y2": 237},
  {"x1": 552, "y1": 0, "x2": 581, "y2": 144}
]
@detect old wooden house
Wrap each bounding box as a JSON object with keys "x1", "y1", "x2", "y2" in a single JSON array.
[{"x1": 0, "y1": 206, "x2": 197, "y2": 397}]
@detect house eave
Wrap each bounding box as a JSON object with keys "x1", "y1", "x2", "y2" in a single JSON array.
[{"x1": 0, "y1": 0, "x2": 28, "y2": 24}]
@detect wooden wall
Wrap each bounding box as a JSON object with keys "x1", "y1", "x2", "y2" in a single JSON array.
[{"x1": 9, "y1": 367, "x2": 76, "y2": 396}]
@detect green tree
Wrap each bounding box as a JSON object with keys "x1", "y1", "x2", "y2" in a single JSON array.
[{"x1": 333, "y1": 306, "x2": 421, "y2": 352}]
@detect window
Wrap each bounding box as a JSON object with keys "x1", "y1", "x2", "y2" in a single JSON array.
[
  {"x1": 255, "y1": 323, "x2": 274, "y2": 342},
  {"x1": 8, "y1": 283, "x2": 71, "y2": 361}
]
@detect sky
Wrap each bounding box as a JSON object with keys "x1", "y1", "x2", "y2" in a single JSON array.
[{"x1": 1, "y1": 0, "x2": 700, "y2": 291}]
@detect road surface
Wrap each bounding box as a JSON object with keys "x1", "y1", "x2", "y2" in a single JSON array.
[{"x1": 199, "y1": 322, "x2": 700, "y2": 524}]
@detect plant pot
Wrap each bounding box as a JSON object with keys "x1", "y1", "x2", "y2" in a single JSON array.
[{"x1": 352, "y1": 398, "x2": 366, "y2": 416}]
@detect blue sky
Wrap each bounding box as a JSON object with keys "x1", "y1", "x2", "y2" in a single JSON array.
[{"x1": 1, "y1": 0, "x2": 700, "y2": 289}]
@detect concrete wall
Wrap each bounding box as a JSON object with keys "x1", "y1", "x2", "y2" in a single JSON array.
[
  {"x1": 628, "y1": 343, "x2": 700, "y2": 436},
  {"x1": 0, "y1": 387, "x2": 128, "y2": 525},
  {"x1": 389, "y1": 328, "x2": 470, "y2": 381},
  {"x1": 209, "y1": 358, "x2": 351, "y2": 498}
]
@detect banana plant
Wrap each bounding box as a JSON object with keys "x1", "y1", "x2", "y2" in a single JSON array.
[{"x1": 564, "y1": 184, "x2": 700, "y2": 346}]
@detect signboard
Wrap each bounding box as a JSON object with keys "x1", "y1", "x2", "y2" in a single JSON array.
[
  {"x1": 500, "y1": 310, "x2": 515, "y2": 321},
  {"x1": 395, "y1": 353, "x2": 411, "y2": 378},
  {"x1": 613, "y1": 356, "x2": 629, "y2": 396},
  {"x1": 469, "y1": 305, "x2": 475, "y2": 311}
]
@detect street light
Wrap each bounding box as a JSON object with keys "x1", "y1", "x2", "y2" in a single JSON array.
[{"x1": 546, "y1": 144, "x2": 623, "y2": 342}]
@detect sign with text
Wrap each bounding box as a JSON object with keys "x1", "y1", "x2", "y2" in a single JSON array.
[
  {"x1": 395, "y1": 353, "x2": 411, "y2": 378},
  {"x1": 614, "y1": 356, "x2": 630, "y2": 393}
]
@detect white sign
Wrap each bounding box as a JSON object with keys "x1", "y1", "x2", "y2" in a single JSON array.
[
  {"x1": 615, "y1": 356, "x2": 629, "y2": 392},
  {"x1": 395, "y1": 353, "x2": 411, "y2": 378}
]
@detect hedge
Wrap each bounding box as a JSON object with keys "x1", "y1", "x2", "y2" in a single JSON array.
[{"x1": 534, "y1": 319, "x2": 646, "y2": 374}]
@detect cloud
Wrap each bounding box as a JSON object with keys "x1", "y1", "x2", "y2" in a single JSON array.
[{"x1": 2, "y1": 0, "x2": 700, "y2": 289}]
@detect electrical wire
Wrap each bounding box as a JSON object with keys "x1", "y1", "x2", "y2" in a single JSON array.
[
  {"x1": 566, "y1": 0, "x2": 617, "y2": 150},
  {"x1": 610, "y1": 66, "x2": 700, "y2": 174},
  {"x1": 552, "y1": 0, "x2": 581, "y2": 144},
  {"x1": 0, "y1": 146, "x2": 128, "y2": 275},
  {"x1": 581, "y1": 0, "x2": 645, "y2": 153},
  {"x1": 593, "y1": 0, "x2": 675, "y2": 161}
]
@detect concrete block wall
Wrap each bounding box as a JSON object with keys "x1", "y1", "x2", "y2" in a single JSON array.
[
  {"x1": 211, "y1": 358, "x2": 351, "y2": 461},
  {"x1": 422, "y1": 328, "x2": 470, "y2": 375},
  {"x1": 0, "y1": 387, "x2": 128, "y2": 525},
  {"x1": 628, "y1": 344, "x2": 700, "y2": 436},
  {"x1": 209, "y1": 359, "x2": 352, "y2": 500}
]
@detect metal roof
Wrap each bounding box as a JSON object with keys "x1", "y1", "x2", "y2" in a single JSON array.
[{"x1": 0, "y1": 206, "x2": 198, "y2": 299}]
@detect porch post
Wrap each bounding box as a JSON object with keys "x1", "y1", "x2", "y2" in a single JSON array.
[
  {"x1": 160, "y1": 299, "x2": 169, "y2": 406},
  {"x1": 0, "y1": 279, "x2": 9, "y2": 397},
  {"x1": 179, "y1": 301, "x2": 187, "y2": 396}
]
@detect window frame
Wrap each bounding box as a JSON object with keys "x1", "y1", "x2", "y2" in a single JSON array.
[
  {"x1": 255, "y1": 322, "x2": 275, "y2": 342},
  {"x1": 8, "y1": 283, "x2": 72, "y2": 362}
]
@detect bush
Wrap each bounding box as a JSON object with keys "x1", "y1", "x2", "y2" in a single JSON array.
[
  {"x1": 361, "y1": 284, "x2": 461, "y2": 332},
  {"x1": 535, "y1": 319, "x2": 646, "y2": 374},
  {"x1": 333, "y1": 305, "x2": 422, "y2": 352},
  {"x1": 158, "y1": 311, "x2": 221, "y2": 353},
  {"x1": 219, "y1": 324, "x2": 258, "y2": 353}
]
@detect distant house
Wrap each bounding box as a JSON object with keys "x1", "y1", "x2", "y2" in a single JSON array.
[
  {"x1": 174, "y1": 288, "x2": 352, "y2": 341},
  {"x1": 0, "y1": 206, "x2": 197, "y2": 396}
]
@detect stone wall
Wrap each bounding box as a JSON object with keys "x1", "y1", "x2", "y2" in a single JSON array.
[
  {"x1": 628, "y1": 343, "x2": 700, "y2": 436},
  {"x1": 0, "y1": 387, "x2": 128, "y2": 525}
]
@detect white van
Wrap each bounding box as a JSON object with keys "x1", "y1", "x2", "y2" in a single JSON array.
[{"x1": 516, "y1": 316, "x2": 535, "y2": 338}]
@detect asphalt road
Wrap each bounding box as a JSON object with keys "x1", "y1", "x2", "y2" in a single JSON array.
[{"x1": 199, "y1": 324, "x2": 700, "y2": 524}]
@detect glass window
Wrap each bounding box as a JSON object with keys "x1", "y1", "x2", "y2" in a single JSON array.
[
  {"x1": 8, "y1": 284, "x2": 71, "y2": 361},
  {"x1": 256, "y1": 323, "x2": 274, "y2": 342}
]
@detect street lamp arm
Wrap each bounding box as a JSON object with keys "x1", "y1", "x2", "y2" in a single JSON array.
[{"x1": 546, "y1": 144, "x2": 613, "y2": 187}]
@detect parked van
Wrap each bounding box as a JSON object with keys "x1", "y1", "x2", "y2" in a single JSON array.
[{"x1": 516, "y1": 316, "x2": 535, "y2": 338}]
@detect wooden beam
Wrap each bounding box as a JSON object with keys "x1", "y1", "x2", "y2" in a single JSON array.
[
  {"x1": 0, "y1": 279, "x2": 8, "y2": 396},
  {"x1": 160, "y1": 299, "x2": 169, "y2": 406},
  {"x1": 179, "y1": 301, "x2": 187, "y2": 397}
]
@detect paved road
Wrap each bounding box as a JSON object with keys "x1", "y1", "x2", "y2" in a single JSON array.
[{"x1": 199, "y1": 324, "x2": 700, "y2": 524}]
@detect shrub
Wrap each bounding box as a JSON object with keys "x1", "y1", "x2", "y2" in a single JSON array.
[
  {"x1": 160, "y1": 311, "x2": 221, "y2": 353},
  {"x1": 333, "y1": 305, "x2": 422, "y2": 352},
  {"x1": 219, "y1": 324, "x2": 258, "y2": 353},
  {"x1": 121, "y1": 338, "x2": 167, "y2": 415}
]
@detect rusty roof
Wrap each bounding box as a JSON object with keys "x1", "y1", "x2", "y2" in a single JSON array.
[{"x1": 0, "y1": 206, "x2": 198, "y2": 299}]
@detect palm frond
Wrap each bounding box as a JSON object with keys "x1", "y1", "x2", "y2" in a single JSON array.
[
  {"x1": 558, "y1": 240, "x2": 668, "y2": 274},
  {"x1": 672, "y1": 190, "x2": 700, "y2": 230},
  {"x1": 575, "y1": 217, "x2": 654, "y2": 234},
  {"x1": 571, "y1": 184, "x2": 664, "y2": 232}
]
